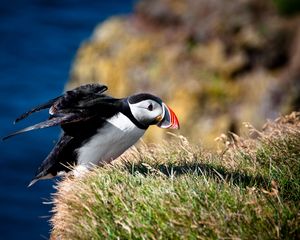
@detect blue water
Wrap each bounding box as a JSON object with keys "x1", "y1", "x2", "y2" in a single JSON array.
[{"x1": 0, "y1": 1, "x2": 134, "y2": 239}]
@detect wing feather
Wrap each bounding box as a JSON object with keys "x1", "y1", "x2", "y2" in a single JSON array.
[
  {"x1": 3, "y1": 114, "x2": 79, "y2": 140},
  {"x1": 14, "y1": 84, "x2": 108, "y2": 122},
  {"x1": 14, "y1": 96, "x2": 61, "y2": 123},
  {"x1": 2, "y1": 84, "x2": 116, "y2": 140},
  {"x1": 52, "y1": 84, "x2": 108, "y2": 113}
]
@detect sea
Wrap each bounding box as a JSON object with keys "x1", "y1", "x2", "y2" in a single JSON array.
[{"x1": 0, "y1": 1, "x2": 134, "y2": 239}]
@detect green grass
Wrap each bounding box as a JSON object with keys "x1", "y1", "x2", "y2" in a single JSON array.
[{"x1": 50, "y1": 113, "x2": 300, "y2": 239}]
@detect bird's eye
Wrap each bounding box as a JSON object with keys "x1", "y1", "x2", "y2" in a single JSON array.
[{"x1": 147, "y1": 103, "x2": 153, "y2": 111}]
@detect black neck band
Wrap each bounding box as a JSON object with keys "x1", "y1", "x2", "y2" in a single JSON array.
[{"x1": 121, "y1": 99, "x2": 148, "y2": 130}]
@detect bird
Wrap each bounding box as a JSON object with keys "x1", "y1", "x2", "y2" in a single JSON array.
[{"x1": 3, "y1": 84, "x2": 179, "y2": 186}]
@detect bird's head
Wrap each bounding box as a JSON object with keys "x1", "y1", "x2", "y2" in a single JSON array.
[{"x1": 127, "y1": 93, "x2": 179, "y2": 129}]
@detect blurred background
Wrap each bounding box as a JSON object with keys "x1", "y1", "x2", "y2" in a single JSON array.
[
  {"x1": 1, "y1": 0, "x2": 300, "y2": 239},
  {"x1": 67, "y1": 0, "x2": 300, "y2": 146}
]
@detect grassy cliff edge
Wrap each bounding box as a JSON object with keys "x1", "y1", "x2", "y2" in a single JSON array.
[{"x1": 50, "y1": 112, "x2": 300, "y2": 239}]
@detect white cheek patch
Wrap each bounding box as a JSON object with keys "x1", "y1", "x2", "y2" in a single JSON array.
[{"x1": 128, "y1": 100, "x2": 163, "y2": 125}]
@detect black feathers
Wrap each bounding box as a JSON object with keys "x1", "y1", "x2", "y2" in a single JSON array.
[
  {"x1": 14, "y1": 96, "x2": 61, "y2": 123},
  {"x1": 2, "y1": 84, "x2": 122, "y2": 184},
  {"x1": 2, "y1": 113, "x2": 78, "y2": 140},
  {"x1": 49, "y1": 84, "x2": 108, "y2": 114},
  {"x1": 128, "y1": 93, "x2": 162, "y2": 105},
  {"x1": 3, "y1": 83, "x2": 162, "y2": 186},
  {"x1": 2, "y1": 84, "x2": 112, "y2": 140}
]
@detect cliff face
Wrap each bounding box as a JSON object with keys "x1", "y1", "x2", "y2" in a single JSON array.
[{"x1": 66, "y1": 0, "x2": 300, "y2": 147}]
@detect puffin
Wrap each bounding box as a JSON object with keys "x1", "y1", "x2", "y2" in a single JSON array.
[{"x1": 3, "y1": 84, "x2": 179, "y2": 186}]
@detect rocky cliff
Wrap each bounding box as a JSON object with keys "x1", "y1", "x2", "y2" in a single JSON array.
[{"x1": 66, "y1": 0, "x2": 300, "y2": 147}]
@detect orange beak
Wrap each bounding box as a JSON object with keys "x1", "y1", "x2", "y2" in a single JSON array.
[{"x1": 157, "y1": 103, "x2": 180, "y2": 129}]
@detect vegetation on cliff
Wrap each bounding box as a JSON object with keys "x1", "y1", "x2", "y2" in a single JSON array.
[{"x1": 50, "y1": 112, "x2": 300, "y2": 239}]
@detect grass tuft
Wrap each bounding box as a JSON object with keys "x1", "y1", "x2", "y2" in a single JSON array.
[{"x1": 50, "y1": 113, "x2": 300, "y2": 239}]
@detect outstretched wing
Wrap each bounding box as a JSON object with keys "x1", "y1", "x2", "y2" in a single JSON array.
[
  {"x1": 2, "y1": 84, "x2": 115, "y2": 140},
  {"x1": 2, "y1": 113, "x2": 82, "y2": 140},
  {"x1": 15, "y1": 84, "x2": 108, "y2": 122},
  {"x1": 28, "y1": 133, "x2": 80, "y2": 187},
  {"x1": 14, "y1": 96, "x2": 61, "y2": 123}
]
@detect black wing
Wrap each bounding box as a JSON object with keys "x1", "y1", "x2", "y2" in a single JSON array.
[
  {"x1": 28, "y1": 133, "x2": 82, "y2": 186},
  {"x1": 2, "y1": 84, "x2": 119, "y2": 140},
  {"x1": 14, "y1": 96, "x2": 61, "y2": 123},
  {"x1": 49, "y1": 84, "x2": 108, "y2": 114},
  {"x1": 2, "y1": 113, "x2": 81, "y2": 140},
  {"x1": 15, "y1": 84, "x2": 108, "y2": 121}
]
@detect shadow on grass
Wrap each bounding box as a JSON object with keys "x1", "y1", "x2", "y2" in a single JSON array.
[{"x1": 123, "y1": 162, "x2": 269, "y2": 189}]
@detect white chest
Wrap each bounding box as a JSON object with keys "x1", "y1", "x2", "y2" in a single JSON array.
[{"x1": 76, "y1": 113, "x2": 145, "y2": 167}]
